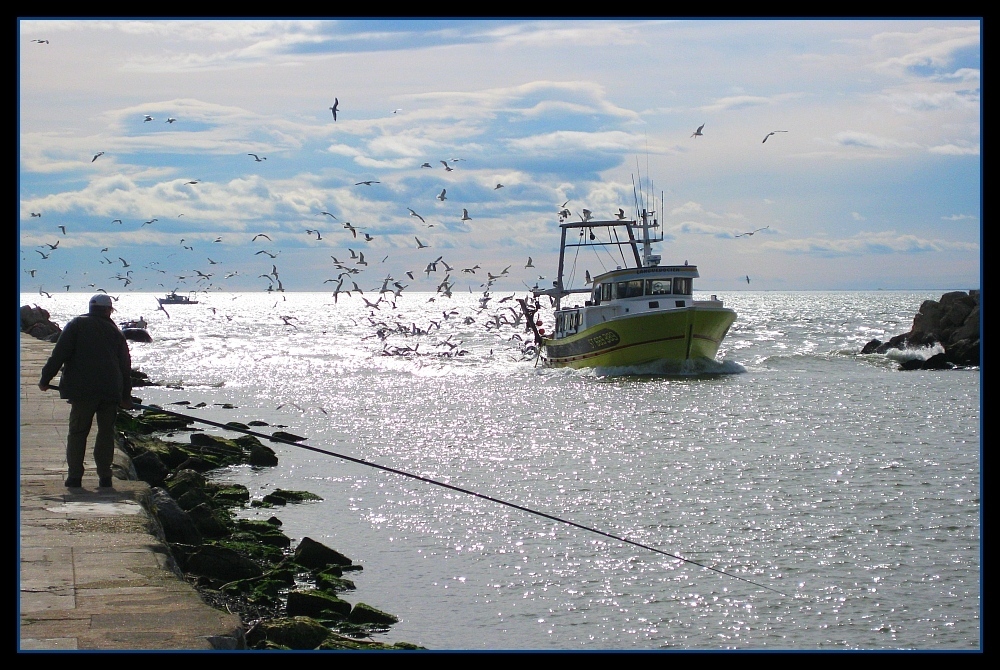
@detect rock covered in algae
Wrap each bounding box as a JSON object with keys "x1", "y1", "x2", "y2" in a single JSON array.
[{"x1": 293, "y1": 536, "x2": 354, "y2": 569}]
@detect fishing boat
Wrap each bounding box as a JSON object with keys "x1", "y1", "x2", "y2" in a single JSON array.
[
  {"x1": 158, "y1": 291, "x2": 198, "y2": 305},
  {"x1": 520, "y1": 209, "x2": 736, "y2": 370},
  {"x1": 120, "y1": 317, "x2": 152, "y2": 343}
]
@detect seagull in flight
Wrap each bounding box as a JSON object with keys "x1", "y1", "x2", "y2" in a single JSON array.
[
  {"x1": 30, "y1": 212, "x2": 41, "y2": 217},
  {"x1": 248, "y1": 153, "x2": 266, "y2": 162},
  {"x1": 420, "y1": 162, "x2": 433, "y2": 168},
  {"x1": 330, "y1": 98, "x2": 339, "y2": 121},
  {"x1": 252, "y1": 233, "x2": 272, "y2": 242},
  {"x1": 461, "y1": 209, "x2": 471, "y2": 221},
  {"x1": 746, "y1": 275, "x2": 751, "y2": 284},
  {"x1": 580, "y1": 209, "x2": 593, "y2": 222},
  {"x1": 31, "y1": 39, "x2": 49, "y2": 44},
  {"x1": 691, "y1": 123, "x2": 705, "y2": 138},
  {"x1": 495, "y1": 183, "x2": 504, "y2": 190},
  {"x1": 525, "y1": 257, "x2": 534, "y2": 268},
  {"x1": 734, "y1": 226, "x2": 769, "y2": 238},
  {"x1": 408, "y1": 208, "x2": 425, "y2": 223},
  {"x1": 762, "y1": 130, "x2": 789, "y2": 143},
  {"x1": 437, "y1": 189, "x2": 447, "y2": 201},
  {"x1": 144, "y1": 115, "x2": 154, "y2": 122},
  {"x1": 92, "y1": 152, "x2": 104, "y2": 162},
  {"x1": 415, "y1": 236, "x2": 428, "y2": 249},
  {"x1": 320, "y1": 211, "x2": 337, "y2": 219},
  {"x1": 441, "y1": 161, "x2": 454, "y2": 172},
  {"x1": 355, "y1": 180, "x2": 379, "y2": 186},
  {"x1": 166, "y1": 117, "x2": 176, "y2": 124},
  {"x1": 615, "y1": 208, "x2": 626, "y2": 220}
]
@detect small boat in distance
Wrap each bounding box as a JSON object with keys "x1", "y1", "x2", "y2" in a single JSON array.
[
  {"x1": 158, "y1": 291, "x2": 199, "y2": 305},
  {"x1": 120, "y1": 317, "x2": 152, "y2": 343},
  {"x1": 520, "y1": 208, "x2": 736, "y2": 370}
]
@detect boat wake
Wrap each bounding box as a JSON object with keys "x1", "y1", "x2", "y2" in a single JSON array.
[{"x1": 591, "y1": 357, "x2": 746, "y2": 378}]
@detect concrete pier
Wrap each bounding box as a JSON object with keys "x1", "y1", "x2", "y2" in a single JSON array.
[{"x1": 19, "y1": 333, "x2": 244, "y2": 651}]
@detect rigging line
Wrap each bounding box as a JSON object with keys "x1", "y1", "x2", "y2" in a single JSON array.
[
  {"x1": 588, "y1": 232, "x2": 611, "y2": 274},
  {"x1": 565, "y1": 228, "x2": 585, "y2": 289},
  {"x1": 612, "y1": 226, "x2": 628, "y2": 268},
  {"x1": 632, "y1": 173, "x2": 641, "y2": 222},
  {"x1": 123, "y1": 400, "x2": 786, "y2": 597}
]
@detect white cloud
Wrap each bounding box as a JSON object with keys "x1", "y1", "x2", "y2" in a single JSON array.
[
  {"x1": 772, "y1": 230, "x2": 978, "y2": 257},
  {"x1": 928, "y1": 143, "x2": 980, "y2": 156},
  {"x1": 831, "y1": 131, "x2": 922, "y2": 151}
]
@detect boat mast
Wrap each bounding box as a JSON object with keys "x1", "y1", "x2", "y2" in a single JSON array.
[
  {"x1": 553, "y1": 224, "x2": 569, "y2": 311},
  {"x1": 640, "y1": 209, "x2": 651, "y2": 264}
]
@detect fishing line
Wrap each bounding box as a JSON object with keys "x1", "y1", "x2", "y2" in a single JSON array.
[{"x1": 114, "y1": 399, "x2": 786, "y2": 597}]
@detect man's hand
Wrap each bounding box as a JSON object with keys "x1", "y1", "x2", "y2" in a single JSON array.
[
  {"x1": 38, "y1": 382, "x2": 50, "y2": 392},
  {"x1": 119, "y1": 398, "x2": 134, "y2": 410}
]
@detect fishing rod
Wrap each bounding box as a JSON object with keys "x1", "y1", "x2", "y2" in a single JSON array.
[{"x1": 103, "y1": 395, "x2": 786, "y2": 597}]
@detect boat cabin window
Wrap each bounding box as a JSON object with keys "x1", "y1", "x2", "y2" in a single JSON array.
[
  {"x1": 674, "y1": 277, "x2": 692, "y2": 295},
  {"x1": 600, "y1": 283, "x2": 613, "y2": 302},
  {"x1": 615, "y1": 280, "x2": 644, "y2": 299},
  {"x1": 556, "y1": 310, "x2": 582, "y2": 335},
  {"x1": 645, "y1": 279, "x2": 672, "y2": 295}
]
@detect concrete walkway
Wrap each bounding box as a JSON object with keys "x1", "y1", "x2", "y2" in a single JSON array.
[{"x1": 19, "y1": 333, "x2": 244, "y2": 651}]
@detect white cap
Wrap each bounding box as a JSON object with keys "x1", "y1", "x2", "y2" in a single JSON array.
[{"x1": 89, "y1": 294, "x2": 113, "y2": 308}]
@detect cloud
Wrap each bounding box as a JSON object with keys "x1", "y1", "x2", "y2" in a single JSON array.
[
  {"x1": 507, "y1": 130, "x2": 641, "y2": 155},
  {"x1": 831, "y1": 131, "x2": 922, "y2": 151},
  {"x1": 672, "y1": 221, "x2": 734, "y2": 239},
  {"x1": 883, "y1": 89, "x2": 979, "y2": 113},
  {"x1": 851, "y1": 212, "x2": 866, "y2": 221},
  {"x1": 700, "y1": 95, "x2": 772, "y2": 113},
  {"x1": 941, "y1": 213, "x2": 977, "y2": 221},
  {"x1": 928, "y1": 143, "x2": 980, "y2": 156},
  {"x1": 870, "y1": 25, "x2": 980, "y2": 76},
  {"x1": 771, "y1": 230, "x2": 978, "y2": 257}
]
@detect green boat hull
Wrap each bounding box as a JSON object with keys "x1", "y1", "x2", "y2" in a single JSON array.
[{"x1": 541, "y1": 307, "x2": 736, "y2": 369}]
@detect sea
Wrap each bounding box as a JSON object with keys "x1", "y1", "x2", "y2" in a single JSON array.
[{"x1": 20, "y1": 290, "x2": 981, "y2": 651}]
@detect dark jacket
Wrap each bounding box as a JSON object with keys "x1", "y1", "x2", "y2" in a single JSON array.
[{"x1": 39, "y1": 310, "x2": 132, "y2": 402}]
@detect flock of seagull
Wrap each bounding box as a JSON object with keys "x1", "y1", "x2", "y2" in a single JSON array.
[{"x1": 24, "y1": 76, "x2": 777, "y2": 342}]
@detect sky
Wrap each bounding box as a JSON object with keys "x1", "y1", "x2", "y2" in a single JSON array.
[{"x1": 18, "y1": 18, "x2": 981, "y2": 298}]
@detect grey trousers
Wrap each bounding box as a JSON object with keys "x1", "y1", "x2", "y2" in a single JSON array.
[{"x1": 67, "y1": 397, "x2": 118, "y2": 480}]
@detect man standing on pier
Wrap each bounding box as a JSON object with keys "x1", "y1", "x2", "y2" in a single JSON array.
[{"x1": 38, "y1": 294, "x2": 133, "y2": 488}]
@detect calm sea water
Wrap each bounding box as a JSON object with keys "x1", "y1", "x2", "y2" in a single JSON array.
[{"x1": 22, "y1": 290, "x2": 981, "y2": 650}]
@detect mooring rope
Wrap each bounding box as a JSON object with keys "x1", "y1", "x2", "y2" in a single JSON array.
[{"x1": 126, "y1": 401, "x2": 786, "y2": 597}]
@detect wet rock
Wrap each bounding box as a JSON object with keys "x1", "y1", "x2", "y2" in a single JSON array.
[
  {"x1": 348, "y1": 602, "x2": 399, "y2": 625},
  {"x1": 187, "y1": 502, "x2": 233, "y2": 538},
  {"x1": 286, "y1": 589, "x2": 352, "y2": 619},
  {"x1": 271, "y1": 431, "x2": 307, "y2": 442},
  {"x1": 245, "y1": 616, "x2": 332, "y2": 650},
  {"x1": 20, "y1": 304, "x2": 61, "y2": 341},
  {"x1": 130, "y1": 450, "x2": 170, "y2": 488},
  {"x1": 862, "y1": 290, "x2": 979, "y2": 368},
  {"x1": 293, "y1": 537, "x2": 354, "y2": 569},
  {"x1": 147, "y1": 487, "x2": 202, "y2": 544},
  {"x1": 185, "y1": 544, "x2": 264, "y2": 582}
]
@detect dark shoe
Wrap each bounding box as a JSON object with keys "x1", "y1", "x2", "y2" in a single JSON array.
[
  {"x1": 99, "y1": 477, "x2": 114, "y2": 488},
  {"x1": 65, "y1": 477, "x2": 82, "y2": 488}
]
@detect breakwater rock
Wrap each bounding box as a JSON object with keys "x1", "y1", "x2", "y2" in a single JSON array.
[
  {"x1": 116, "y1": 407, "x2": 423, "y2": 650},
  {"x1": 20, "y1": 304, "x2": 61, "y2": 341},
  {"x1": 861, "y1": 290, "x2": 980, "y2": 369}
]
